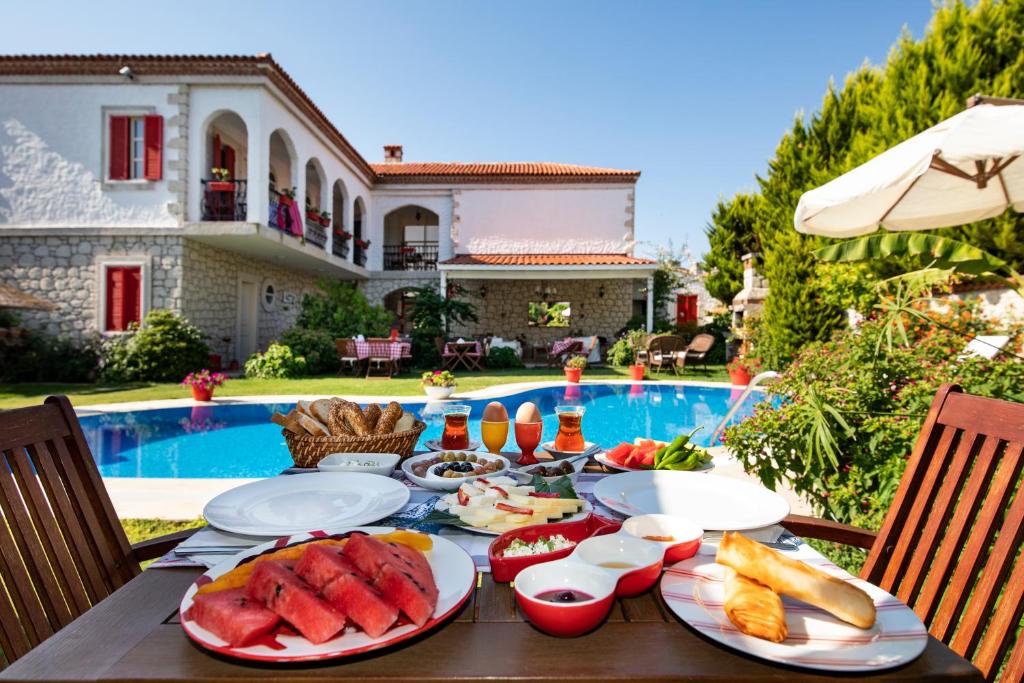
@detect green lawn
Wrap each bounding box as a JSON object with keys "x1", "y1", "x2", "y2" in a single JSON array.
[{"x1": 0, "y1": 365, "x2": 729, "y2": 410}]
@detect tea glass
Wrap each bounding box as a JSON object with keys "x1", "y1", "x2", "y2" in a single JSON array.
[
  {"x1": 554, "y1": 405, "x2": 586, "y2": 452},
  {"x1": 441, "y1": 404, "x2": 472, "y2": 450}
]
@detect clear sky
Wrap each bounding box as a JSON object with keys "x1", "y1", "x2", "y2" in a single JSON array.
[{"x1": 1, "y1": 0, "x2": 935, "y2": 258}]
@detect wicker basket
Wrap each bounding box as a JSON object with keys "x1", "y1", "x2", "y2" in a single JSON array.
[{"x1": 283, "y1": 420, "x2": 427, "y2": 469}]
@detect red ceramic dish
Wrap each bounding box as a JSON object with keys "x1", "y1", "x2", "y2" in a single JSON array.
[
  {"x1": 514, "y1": 561, "x2": 617, "y2": 637},
  {"x1": 489, "y1": 514, "x2": 622, "y2": 582},
  {"x1": 573, "y1": 534, "x2": 664, "y2": 598},
  {"x1": 621, "y1": 514, "x2": 703, "y2": 564}
]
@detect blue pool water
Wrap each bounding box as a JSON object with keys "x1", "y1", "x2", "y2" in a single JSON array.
[{"x1": 79, "y1": 383, "x2": 764, "y2": 478}]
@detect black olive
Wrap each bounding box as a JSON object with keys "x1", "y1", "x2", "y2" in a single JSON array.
[{"x1": 555, "y1": 591, "x2": 577, "y2": 602}]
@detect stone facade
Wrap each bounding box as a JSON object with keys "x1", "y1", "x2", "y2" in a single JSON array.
[
  {"x1": 449, "y1": 278, "x2": 635, "y2": 345},
  {"x1": 360, "y1": 272, "x2": 439, "y2": 306}
]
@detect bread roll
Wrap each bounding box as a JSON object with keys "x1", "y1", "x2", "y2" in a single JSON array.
[
  {"x1": 364, "y1": 403, "x2": 382, "y2": 431},
  {"x1": 326, "y1": 401, "x2": 353, "y2": 436},
  {"x1": 375, "y1": 401, "x2": 403, "y2": 434},
  {"x1": 716, "y1": 531, "x2": 876, "y2": 629},
  {"x1": 344, "y1": 404, "x2": 371, "y2": 436},
  {"x1": 723, "y1": 567, "x2": 788, "y2": 643}
]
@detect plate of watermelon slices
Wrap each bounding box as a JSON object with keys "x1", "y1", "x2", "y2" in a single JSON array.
[{"x1": 179, "y1": 527, "x2": 475, "y2": 662}]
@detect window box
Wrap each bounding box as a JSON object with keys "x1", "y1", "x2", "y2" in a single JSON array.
[{"x1": 207, "y1": 181, "x2": 236, "y2": 193}]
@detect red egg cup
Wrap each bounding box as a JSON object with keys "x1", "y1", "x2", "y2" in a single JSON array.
[{"x1": 514, "y1": 421, "x2": 543, "y2": 465}]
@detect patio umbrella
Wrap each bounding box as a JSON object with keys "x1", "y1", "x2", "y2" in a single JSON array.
[
  {"x1": 0, "y1": 283, "x2": 55, "y2": 310},
  {"x1": 794, "y1": 96, "x2": 1024, "y2": 237}
]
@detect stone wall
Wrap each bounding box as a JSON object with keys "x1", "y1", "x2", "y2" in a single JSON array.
[
  {"x1": 360, "y1": 272, "x2": 439, "y2": 306},
  {"x1": 0, "y1": 231, "x2": 183, "y2": 339},
  {"x1": 449, "y1": 278, "x2": 635, "y2": 345}
]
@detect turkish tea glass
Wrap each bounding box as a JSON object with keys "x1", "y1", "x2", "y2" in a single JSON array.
[{"x1": 441, "y1": 404, "x2": 472, "y2": 450}]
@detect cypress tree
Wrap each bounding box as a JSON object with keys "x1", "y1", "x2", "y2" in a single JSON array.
[{"x1": 702, "y1": 194, "x2": 762, "y2": 305}]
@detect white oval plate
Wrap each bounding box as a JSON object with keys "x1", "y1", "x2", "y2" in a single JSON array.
[
  {"x1": 660, "y1": 556, "x2": 927, "y2": 672},
  {"x1": 203, "y1": 473, "x2": 410, "y2": 537},
  {"x1": 593, "y1": 452, "x2": 714, "y2": 473},
  {"x1": 401, "y1": 452, "x2": 511, "y2": 491},
  {"x1": 434, "y1": 497, "x2": 593, "y2": 536},
  {"x1": 424, "y1": 438, "x2": 482, "y2": 452},
  {"x1": 592, "y1": 471, "x2": 789, "y2": 531},
  {"x1": 180, "y1": 527, "x2": 475, "y2": 662}
]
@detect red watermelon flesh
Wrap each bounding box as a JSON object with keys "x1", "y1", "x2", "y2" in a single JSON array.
[
  {"x1": 246, "y1": 561, "x2": 346, "y2": 645},
  {"x1": 295, "y1": 544, "x2": 399, "y2": 638},
  {"x1": 343, "y1": 534, "x2": 438, "y2": 626},
  {"x1": 188, "y1": 588, "x2": 279, "y2": 647}
]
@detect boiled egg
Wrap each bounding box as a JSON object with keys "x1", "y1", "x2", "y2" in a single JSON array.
[
  {"x1": 515, "y1": 401, "x2": 542, "y2": 424},
  {"x1": 482, "y1": 401, "x2": 509, "y2": 423}
]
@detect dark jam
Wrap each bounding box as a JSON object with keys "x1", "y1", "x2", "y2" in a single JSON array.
[{"x1": 535, "y1": 589, "x2": 594, "y2": 603}]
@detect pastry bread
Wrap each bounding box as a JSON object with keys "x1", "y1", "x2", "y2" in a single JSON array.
[
  {"x1": 723, "y1": 567, "x2": 788, "y2": 643},
  {"x1": 716, "y1": 531, "x2": 876, "y2": 629},
  {"x1": 326, "y1": 401, "x2": 354, "y2": 436},
  {"x1": 375, "y1": 402, "x2": 402, "y2": 434},
  {"x1": 364, "y1": 403, "x2": 382, "y2": 431},
  {"x1": 344, "y1": 404, "x2": 371, "y2": 436}
]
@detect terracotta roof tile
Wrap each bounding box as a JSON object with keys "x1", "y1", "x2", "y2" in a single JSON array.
[
  {"x1": 440, "y1": 253, "x2": 656, "y2": 267},
  {"x1": 372, "y1": 162, "x2": 639, "y2": 183}
]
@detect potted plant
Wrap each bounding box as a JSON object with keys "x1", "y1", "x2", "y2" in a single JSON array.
[
  {"x1": 335, "y1": 229, "x2": 352, "y2": 240},
  {"x1": 306, "y1": 206, "x2": 321, "y2": 222},
  {"x1": 208, "y1": 167, "x2": 234, "y2": 192},
  {"x1": 182, "y1": 369, "x2": 227, "y2": 402},
  {"x1": 319, "y1": 210, "x2": 331, "y2": 227},
  {"x1": 278, "y1": 187, "x2": 296, "y2": 206},
  {"x1": 564, "y1": 355, "x2": 587, "y2": 383},
  {"x1": 727, "y1": 356, "x2": 761, "y2": 386},
  {"x1": 629, "y1": 362, "x2": 646, "y2": 381},
  {"x1": 421, "y1": 369, "x2": 456, "y2": 400},
  {"x1": 355, "y1": 238, "x2": 371, "y2": 250}
]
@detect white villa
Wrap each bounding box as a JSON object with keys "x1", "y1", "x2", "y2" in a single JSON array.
[{"x1": 0, "y1": 54, "x2": 656, "y2": 365}]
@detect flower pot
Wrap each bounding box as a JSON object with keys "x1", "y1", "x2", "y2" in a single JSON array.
[
  {"x1": 728, "y1": 367, "x2": 751, "y2": 386},
  {"x1": 424, "y1": 385, "x2": 456, "y2": 400},
  {"x1": 191, "y1": 385, "x2": 214, "y2": 402},
  {"x1": 208, "y1": 181, "x2": 235, "y2": 192},
  {"x1": 319, "y1": 217, "x2": 331, "y2": 227},
  {"x1": 564, "y1": 367, "x2": 583, "y2": 383},
  {"x1": 629, "y1": 364, "x2": 645, "y2": 381}
]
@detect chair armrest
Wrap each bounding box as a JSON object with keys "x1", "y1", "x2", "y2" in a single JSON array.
[
  {"x1": 130, "y1": 528, "x2": 201, "y2": 562},
  {"x1": 781, "y1": 514, "x2": 877, "y2": 550}
]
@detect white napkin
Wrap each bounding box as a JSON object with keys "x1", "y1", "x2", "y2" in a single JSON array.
[
  {"x1": 175, "y1": 526, "x2": 264, "y2": 550},
  {"x1": 702, "y1": 525, "x2": 787, "y2": 545}
]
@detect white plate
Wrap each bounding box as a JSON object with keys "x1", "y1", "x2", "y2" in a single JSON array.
[
  {"x1": 203, "y1": 473, "x2": 410, "y2": 537},
  {"x1": 434, "y1": 497, "x2": 593, "y2": 536},
  {"x1": 592, "y1": 471, "x2": 789, "y2": 531},
  {"x1": 660, "y1": 556, "x2": 927, "y2": 672},
  {"x1": 593, "y1": 452, "x2": 714, "y2": 473},
  {"x1": 539, "y1": 441, "x2": 600, "y2": 460},
  {"x1": 510, "y1": 455, "x2": 587, "y2": 484},
  {"x1": 401, "y1": 452, "x2": 511, "y2": 491},
  {"x1": 424, "y1": 438, "x2": 482, "y2": 452},
  {"x1": 180, "y1": 527, "x2": 475, "y2": 662}
]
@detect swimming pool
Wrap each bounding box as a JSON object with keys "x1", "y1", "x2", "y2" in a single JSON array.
[{"x1": 79, "y1": 383, "x2": 764, "y2": 478}]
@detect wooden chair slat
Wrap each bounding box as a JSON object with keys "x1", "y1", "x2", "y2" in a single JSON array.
[
  {"x1": 27, "y1": 439, "x2": 110, "y2": 603},
  {"x1": 0, "y1": 516, "x2": 43, "y2": 658},
  {"x1": 915, "y1": 439, "x2": 1017, "y2": 627},
  {"x1": 896, "y1": 429, "x2": 981, "y2": 607},
  {"x1": 1001, "y1": 617, "x2": 1024, "y2": 683},
  {"x1": 935, "y1": 390, "x2": 1024, "y2": 443}
]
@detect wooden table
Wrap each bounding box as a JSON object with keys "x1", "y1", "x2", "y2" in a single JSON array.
[
  {"x1": 445, "y1": 341, "x2": 483, "y2": 371},
  {"x1": 0, "y1": 565, "x2": 982, "y2": 682}
]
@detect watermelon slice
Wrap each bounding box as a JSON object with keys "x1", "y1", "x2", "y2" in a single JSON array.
[
  {"x1": 343, "y1": 533, "x2": 439, "y2": 627},
  {"x1": 246, "y1": 561, "x2": 346, "y2": 645},
  {"x1": 295, "y1": 544, "x2": 399, "y2": 638},
  {"x1": 605, "y1": 442, "x2": 632, "y2": 465},
  {"x1": 187, "y1": 588, "x2": 279, "y2": 647}
]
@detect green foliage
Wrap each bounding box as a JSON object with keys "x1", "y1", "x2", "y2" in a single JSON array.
[
  {"x1": 528, "y1": 301, "x2": 570, "y2": 327},
  {"x1": 724, "y1": 304, "x2": 1024, "y2": 573},
  {"x1": 565, "y1": 355, "x2": 588, "y2": 369},
  {"x1": 244, "y1": 342, "x2": 308, "y2": 379},
  {"x1": 702, "y1": 194, "x2": 762, "y2": 304},
  {"x1": 281, "y1": 327, "x2": 337, "y2": 375},
  {"x1": 0, "y1": 332, "x2": 101, "y2": 383},
  {"x1": 815, "y1": 232, "x2": 1013, "y2": 278},
  {"x1": 295, "y1": 280, "x2": 392, "y2": 340},
  {"x1": 607, "y1": 329, "x2": 650, "y2": 367},
  {"x1": 0, "y1": 310, "x2": 20, "y2": 327},
  {"x1": 486, "y1": 346, "x2": 524, "y2": 369},
  {"x1": 100, "y1": 310, "x2": 209, "y2": 383},
  {"x1": 406, "y1": 284, "x2": 478, "y2": 367}
]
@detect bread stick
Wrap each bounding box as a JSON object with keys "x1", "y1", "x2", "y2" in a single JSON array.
[{"x1": 375, "y1": 401, "x2": 402, "y2": 434}]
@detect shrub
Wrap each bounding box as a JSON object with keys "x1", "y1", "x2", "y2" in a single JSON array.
[
  {"x1": 244, "y1": 342, "x2": 308, "y2": 379},
  {"x1": 0, "y1": 332, "x2": 101, "y2": 383},
  {"x1": 100, "y1": 310, "x2": 209, "y2": 383},
  {"x1": 295, "y1": 280, "x2": 392, "y2": 340},
  {"x1": 607, "y1": 329, "x2": 649, "y2": 367},
  {"x1": 421, "y1": 369, "x2": 456, "y2": 387},
  {"x1": 565, "y1": 355, "x2": 588, "y2": 369},
  {"x1": 281, "y1": 327, "x2": 337, "y2": 375},
  {"x1": 486, "y1": 346, "x2": 523, "y2": 369},
  {"x1": 724, "y1": 303, "x2": 1024, "y2": 572}
]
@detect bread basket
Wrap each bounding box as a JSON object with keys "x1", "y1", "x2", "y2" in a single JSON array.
[{"x1": 283, "y1": 420, "x2": 427, "y2": 469}]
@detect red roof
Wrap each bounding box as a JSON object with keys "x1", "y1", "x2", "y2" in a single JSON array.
[
  {"x1": 372, "y1": 162, "x2": 640, "y2": 183},
  {"x1": 440, "y1": 253, "x2": 656, "y2": 267}
]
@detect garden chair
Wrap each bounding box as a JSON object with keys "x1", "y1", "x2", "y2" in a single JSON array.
[
  {"x1": 675, "y1": 333, "x2": 716, "y2": 374},
  {"x1": 546, "y1": 339, "x2": 584, "y2": 367},
  {"x1": 0, "y1": 396, "x2": 195, "y2": 669},
  {"x1": 335, "y1": 339, "x2": 361, "y2": 375},
  {"x1": 782, "y1": 383, "x2": 1024, "y2": 681},
  {"x1": 434, "y1": 337, "x2": 457, "y2": 370},
  {"x1": 645, "y1": 335, "x2": 686, "y2": 374}
]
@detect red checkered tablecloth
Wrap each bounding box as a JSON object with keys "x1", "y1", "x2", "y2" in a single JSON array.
[
  {"x1": 550, "y1": 338, "x2": 580, "y2": 357},
  {"x1": 354, "y1": 341, "x2": 410, "y2": 360}
]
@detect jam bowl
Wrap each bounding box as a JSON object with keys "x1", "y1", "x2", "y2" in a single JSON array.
[
  {"x1": 514, "y1": 560, "x2": 617, "y2": 637},
  {"x1": 620, "y1": 514, "x2": 703, "y2": 565}
]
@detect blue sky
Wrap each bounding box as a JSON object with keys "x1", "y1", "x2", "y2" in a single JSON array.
[{"x1": 2, "y1": 1, "x2": 935, "y2": 257}]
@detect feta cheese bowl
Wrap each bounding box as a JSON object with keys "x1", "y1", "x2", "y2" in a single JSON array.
[{"x1": 316, "y1": 452, "x2": 401, "y2": 476}]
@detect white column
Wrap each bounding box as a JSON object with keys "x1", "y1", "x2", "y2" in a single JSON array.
[
  {"x1": 439, "y1": 270, "x2": 448, "y2": 334},
  {"x1": 646, "y1": 275, "x2": 655, "y2": 333},
  {"x1": 248, "y1": 127, "x2": 268, "y2": 225}
]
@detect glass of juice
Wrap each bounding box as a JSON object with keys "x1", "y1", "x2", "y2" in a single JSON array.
[
  {"x1": 441, "y1": 404, "x2": 471, "y2": 450},
  {"x1": 554, "y1": 405, "x2": 586, "y2": 452},
  {"x1": 481, "y1": 419, "x2": 509, "y2": 454}
]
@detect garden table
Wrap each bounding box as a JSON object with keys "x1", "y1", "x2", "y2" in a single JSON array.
[{"x1": 444, "y1": 341, "x2": 483, "y2": 371}]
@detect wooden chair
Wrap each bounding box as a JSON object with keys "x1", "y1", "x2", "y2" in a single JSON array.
[
  {"x1": 783, "y1": 384, "x2": 1024, "y2": 681},
  {"x1": 546, "y1": 340, "x2": 584, "y2": 367},
  {"x1": 675, "y1": 333, "x2": 716, "y2": 374},
  {"x1": 0, "y1": 396, "x2": 195, "y2": 669},
  {"x1": 335, "y1": 339, "x2": 360, "y2": 376},
  {"x1": 646, "y1": 335, "x2": 686, "y2": 374}
]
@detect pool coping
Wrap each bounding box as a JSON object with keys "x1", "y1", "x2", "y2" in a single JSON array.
[{"x1": 73, "y1": 378, "x2": 758, "y2": 415}]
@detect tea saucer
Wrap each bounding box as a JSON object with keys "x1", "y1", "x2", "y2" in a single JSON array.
[{"x1": 424, "y1": 438, "x2": 482, "y2": 452}]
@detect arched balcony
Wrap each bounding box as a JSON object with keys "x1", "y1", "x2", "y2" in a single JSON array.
[
  {"x1": 331, "y1": 180, "x2": 349, "y2": 259},
  {"x1": 267, "y1": 129, "x2": 300, "y2": 236},
  {"x1": 201, "y1": 111, "x2": 248, "y2": 221},
  {"x1": 383, "y1": 205, "x2": 439, "y2": 271},
  {"x1": 353, "y1": 197, "x2": 367, "y2": 267},
  {"x1": 302, "y1": 158, "x2": 328, "y2": 249}
]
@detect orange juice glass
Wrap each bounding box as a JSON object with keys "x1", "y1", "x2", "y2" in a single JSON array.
[
  {"x1": 554, "y1": 405, "x2": 586, "y2": 452},
  {"x1": 481, "y1": 420, "x2": 509, "y2": 454},
  {"x1": 441, "y1": 404, "x2": 471, "y2": 450}
]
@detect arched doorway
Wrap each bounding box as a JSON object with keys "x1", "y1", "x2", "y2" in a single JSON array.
[
  {"x1": 268, "y1": 129, "x2": 298, "y2": 234},
  {"x1": 303, "y1": 158, "x2": 328, "y2": 248},
  {"x1": 353, "y1": 197, "x2": 367, "y2": 267},
  {"x1": 382, "y1": 205, "x2": 439, "y2": 271},
  {"x1": 331, "y1": 180, "x2": 348, "y2": 258},
  {"x1": 202, "y1": 110, "x2": 248, "y2": 221}
]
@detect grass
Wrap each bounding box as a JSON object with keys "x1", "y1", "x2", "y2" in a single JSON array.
[
  {"x1": 122, "y1": 518, "x2": 205, "y2": 543},
  {"x1": 0, "y1": 365, "x2": 730, "y2": 410}
]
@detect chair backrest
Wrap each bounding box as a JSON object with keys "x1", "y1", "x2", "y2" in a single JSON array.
[
  {"x1": 647, "y1": 335, "x2": 686, "y2": 354},
  {"x1": 0, "y1": 396, "x2": 139, "y2": 667},
  {"x1": 687, "y1": 333, "x2": 716, "y2": 354},
  {"x1": 864, "y1": 383, "x2": 1024, "y2": 680}
]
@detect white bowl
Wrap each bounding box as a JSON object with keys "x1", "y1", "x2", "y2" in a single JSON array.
[
  {"x1": 541, "y1": 441, "x2": 600, "y2": 460},
  {"x1": 316, "y1": 452, "x2": 400, "y2": 477},
  {"x1": 401, "y1": 451, "x2": 511, "y2": 491},
  {"x1": 510, "y1": 455, "x2": 587, "y2": 485}
]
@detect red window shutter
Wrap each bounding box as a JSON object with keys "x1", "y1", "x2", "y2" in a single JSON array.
[
  {"x1": 123, "y1": 267, "x2": 142, "y2": 327},
  {"x1": 687, "y1": 295, "x2": 698, "y2": 322},
  {"x1": 224, "y1": 145, "x2": 236, "y2": 178},
  {"x1": 143, "y1": 115, "x2": 163, "y2": 180},
  {"x1": 109, "y1": 116, "x2": 130, "y2": 180},
  {"x1": 212, "y1": 134, "x2": 222, "y2": 170},
  {"x1": 106, "y1": 268, "x2": 125, "y2": 330}
]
